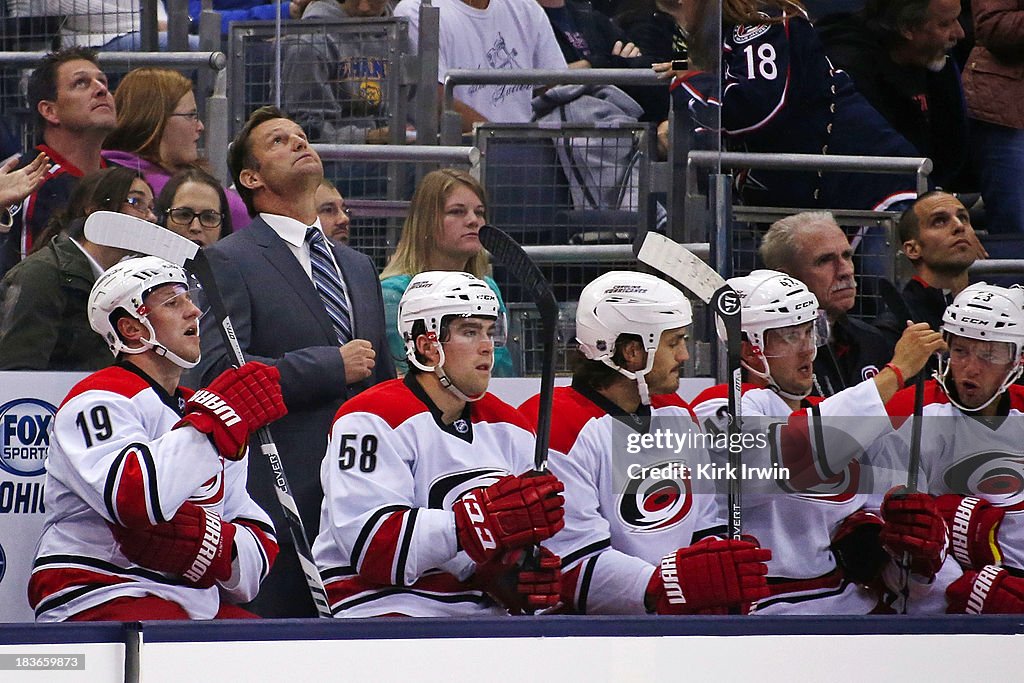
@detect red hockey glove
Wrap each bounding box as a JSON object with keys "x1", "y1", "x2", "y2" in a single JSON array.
[
  {"x1": 473, "y1": 547, "x2": 562, "y2": 614},
  {"x1": 110, "y1": 502, "x2": 235, "y2": 588},
  {"x1": 454, "y1": 472, "x2": 565, "y2": 564},
  {"x1": 175, "y1": 362, "x2": 287, "y2": 460},
  {"x1": 935, "y1": 494, "x2": 1005, "y2": 570},
  {"x1": 880, "y1": 487, "x2": 949, "y2": 578},
  {"x1": 830, "y1": 509, "x2": 888, "y2": 584},
  {"x1": 645, "y1": 537, "x2": 771, "y2": 614},
  {"x1": 947, "y1": 565, "x2": 1024, "y2": 614}
]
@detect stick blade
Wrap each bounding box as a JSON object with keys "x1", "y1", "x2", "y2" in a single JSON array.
[
  {"x1": 84, "y1": 210, "x2": 199, "y2": 268},
  {"x1": 637, "y1": 232, "x2": 721, "y2": 304},
  {"x1": 479, "y1": 224, "x2": 558, "y2": 319}
]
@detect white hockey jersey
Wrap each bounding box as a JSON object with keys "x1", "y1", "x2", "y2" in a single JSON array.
[
  {"x1": 519, "y1": 384, "x2": 723, "y2": 615},
  {"x1": 692, "y1": 383, "x2": 878, "y2": 614},
  {"x1": 879, "y1": 382, "x2": 1024, "y2": 572},
  {"x1": 312, "y1": 375, "x2": 537, "y2": 617},
  {"x1": 29, "y1": 364, "x2": 277, "y2": 622}
]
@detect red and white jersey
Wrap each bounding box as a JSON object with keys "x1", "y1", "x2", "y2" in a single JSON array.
[
  {"x1": 30, "y1": 364, "x2": 277, "y2": 622},
  {"x1": 312, "y1": 376, "x2": 536, "y2": 617},
  {"x1": 880, "y1": 382, "x2": 1024, "y2": 572},
  {"x1": 692, "y1": 385, "x2": 901, "y2": 614},
  {"x1": 519, "y1": 385, "x2": 722, "y2": 615}
]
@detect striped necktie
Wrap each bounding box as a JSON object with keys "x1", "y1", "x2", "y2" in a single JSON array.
[{"x1": 305, "y1": 227, "x2": 352, "y2": 344}]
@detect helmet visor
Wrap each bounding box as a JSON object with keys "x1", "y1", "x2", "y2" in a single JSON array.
[
  {"x1": 948, "y1": 335, "x2": 1017, "y2": 367},
  {"x1": 762, "y1": 312, "x2": 829, "y2": 358}
]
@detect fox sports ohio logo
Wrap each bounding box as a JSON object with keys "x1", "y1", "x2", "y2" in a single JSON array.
[{"x1": 0, "y1": 398, "x2": 56, "y2": 478}]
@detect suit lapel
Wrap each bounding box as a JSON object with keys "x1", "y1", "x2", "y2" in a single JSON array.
[{"x1": 251, "y1": 218, "x2": 338, "y2": 343}]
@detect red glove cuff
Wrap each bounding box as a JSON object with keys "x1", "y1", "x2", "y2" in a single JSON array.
[{"x1": 936, "y1": 495, "x2": 1004, "y2": 570}]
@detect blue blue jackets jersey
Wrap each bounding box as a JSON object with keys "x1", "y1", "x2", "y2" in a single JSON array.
[{"x1": 671, "y1": 12, "x2": 921, "y2": 211}]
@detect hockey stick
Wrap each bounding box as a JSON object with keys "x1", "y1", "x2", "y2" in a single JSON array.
[
  {"x1": 478, "y1": 224, "x2": 560, "y2": 616},
  {"x1": 84, "y1": 211, "x2": 333, "y2": 618},
  {"x1": 479, "y1": 224, "x2": 559, "y2": 473},
  {"x1": 877, "y1": 279, "x2": 926, "y2": 493},
  {"x1": 637, "y1": 233, "x2": 744, "y2": 540},
  {"x1": 877, "y1": 278, "x2": 928, "y2": 614}
]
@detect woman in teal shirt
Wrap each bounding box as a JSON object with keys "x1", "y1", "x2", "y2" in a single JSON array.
[{"x1": 380, "y1": 168, "x2": 514, "y2": 376}]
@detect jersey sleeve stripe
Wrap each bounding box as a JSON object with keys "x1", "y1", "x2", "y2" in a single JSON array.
[
  {"x1": 561, "y1": 538, "x2": 611, "y2": 568},
  {"x1": 359, "y1": 510, "x2": 409, "y2": 584},
  {"x1": 576, "y1": 556, "x2": 599, "y2": 614},
  {"x1": 350, "y1": 504, "x2": 407, "y2": 569},
  {"x1": 394, "y1": 508, "x2": 418, "y2": 587},
  {"x1": 103, "y1": 443, "x2": 163, "y2": 527}
]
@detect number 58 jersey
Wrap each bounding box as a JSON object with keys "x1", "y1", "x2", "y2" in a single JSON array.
[{"x1": 312, "y1": 376, "x2": 537, "y2": 617}]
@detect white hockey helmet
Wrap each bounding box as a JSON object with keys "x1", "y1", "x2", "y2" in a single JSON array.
[
  {"x1": 576, "y1": 271, "x2": 692, "y2": 404},
  {"x1": 398, "y1": 271, "x2": 501, "y2": 398},
  {"x1": 88, "y1": 255, "x2": 199, "y2": 369},
  {"x1": 725, "y1": 269, "x2": 825, "y2": 400},
  {"x1": 724, "y1": 269, "x2": 823, "y2": 351},
  {"x1": 937, "y1": 283, "x2": 1024, "y2": 411}
]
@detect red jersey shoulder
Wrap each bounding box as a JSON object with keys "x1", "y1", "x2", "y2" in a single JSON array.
[
  {"x1": 651, "y1": 392, "x2": 697, "y2": 424},
  {"x1": 60, "y1": 365, "x2": 151, "y2": 407},
  {"x1": 1008, "y1": 384, "x2": 1024, "y2": 414},
  {"x1": 471, "y1": 392, "x2": 534, "y2": 434},
  {"x1": 885, "y1": 380, "x2": 948, "y2": 424},
  {"x1": 521, "y1": 386, "x2": 606, "y2": 455},
  {"x1": 334, "y1": 378, "x2": 427, "y2": 428}
]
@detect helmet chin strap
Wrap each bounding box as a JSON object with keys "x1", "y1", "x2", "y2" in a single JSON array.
[
  {"x1": 410, "y1": 340, "x2": 488, "y2": 403},
  {"x1": 122, "y1": 319, "x2": 200, "y2": 370},
  {"x1": 603, "y1": 356, "x2": 655, "y2": 406},
  {"x1": 743, "y1": 349, "x2": 813, "y2": 401}
]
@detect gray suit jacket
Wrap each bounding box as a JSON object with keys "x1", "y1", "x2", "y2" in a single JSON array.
[{"x1": 188, "y1": 216, "x2": 395, "y2": 546}]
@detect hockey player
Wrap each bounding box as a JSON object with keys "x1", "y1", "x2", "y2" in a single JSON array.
[
  {"x1": 312, "y1": 271, "x2": 565, "y2": 617},
  {"x1": 29, "y1": 256, "x2": 287, "y2": 621},
  {"x1": 519, "y1": 271, "x2": 771, "y2": 615},
  {"x1": 875, "y1": 284, "x2": 1024, "y2": 613},
  {"x1": 690, "y1": 270, "x2": 948, "y2": 613}
]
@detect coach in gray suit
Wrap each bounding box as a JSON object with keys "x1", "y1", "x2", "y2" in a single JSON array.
[{"x1": 190, "y1": 106, "x2": 395, "y2": 617}]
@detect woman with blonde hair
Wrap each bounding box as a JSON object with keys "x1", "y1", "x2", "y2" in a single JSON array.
[
  {"x1": 102, "y1": 67, "x2": 250, "y2": 229},
  {"x1": 380, "y1": 168, "x2": 513, "y2": 376}
]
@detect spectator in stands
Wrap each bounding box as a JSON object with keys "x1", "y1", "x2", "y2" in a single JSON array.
[
  {"x1": 190, "y1": 0, "x2": 316, "y2": 35},
  {"x1": 961, "y1": 0, "x2": 1024, "y2": 235},
  {"x1": 534, "y1": 0, "x2": 667, "y2": 122},
  {"x1": 156, "y1": 168, "x2": 234, "y2": 249},
  {"x1": 875, "y1": 192, "x2": 978, "y2": 349},
  {"x1": 9, "y1": 0, "x2": 198, "y2": 50},
  {"x1": 760, "y1": 211, "x2": 893, "y2": 396},
  {"x1": 315, "y1": 179, "x2": 351, "y2": 245},
  {"x1": 3, "y1": 48, "x2": 117, "y2": 279},
  {"x1": 380, "y1": 169, "x2": 513, "y2": 376},
  {"x1": 190, "y1": 106, "x2": 395, "y2": 617},
  {"x1": 394, "y1": 0, "x2": 568, "y2": 132},
  {"x1": 102, "y1": 68, "x2": 250, "y2": 230},
  {"x1": 301, "y1": 0, "x2": 394, "y2": 19},
  {"x1": 0, "y1": 166, "x2": 154, "y2": 371},
  {"x1": 282, "y1": 0, "x2": 395, "y2": 146},
  {"x1": 665, "y1": 0, "x2": 922, "y2": 211},
  {"x1": 0, "y1": 152, "x2": 50, "y2": 234},
  {"x1": 817, "y1": 0, "x2": 971, "y2": 191}
]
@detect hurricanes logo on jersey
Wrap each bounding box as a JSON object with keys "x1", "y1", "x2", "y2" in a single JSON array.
[
  {"x1": 617, "y1": 461, "x2": 693, "y2": 532},
  {"x1": 429, "y1": 467, "x2": 507, "y2": 511},
  {"x1": 779, "y1": 459, "x2": 863, "y2": 504},
  {"x1": 944, "y1": 451, "x2": 1024, "y2": 510}
]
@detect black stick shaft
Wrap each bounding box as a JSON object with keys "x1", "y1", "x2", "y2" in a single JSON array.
[{"x1": 189, "y1": 253, "x2": 333, "y2": 618}]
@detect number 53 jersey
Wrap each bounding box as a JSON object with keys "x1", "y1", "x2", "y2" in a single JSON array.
[{"x1": 311, "y1": 375, "x2": 537, "y2": 617}]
